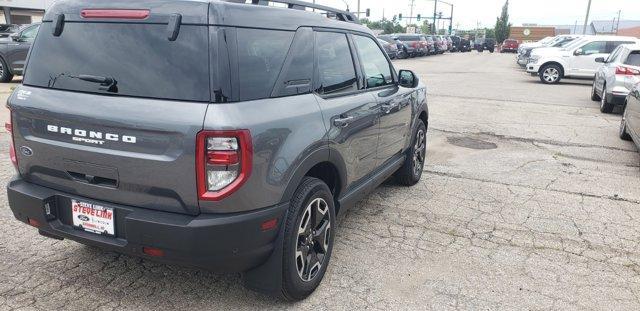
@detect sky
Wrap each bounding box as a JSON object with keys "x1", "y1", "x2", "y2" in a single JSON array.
[{"x1": 313, "y1": 0, "x2": 640, "y2": 30}]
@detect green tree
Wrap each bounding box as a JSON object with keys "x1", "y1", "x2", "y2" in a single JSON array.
[
  {"x1": 494, "y1": 0, "x2": 511, "y2": 43},
  {"x1": 420, "y1": 20, "x2": 432, "y2": 34},
  {"x1": 485, "y1": 28, "x2": 496, "y2": 39},
  {"x1": 382, "y1": 17, "x2": 405, "y2": 34}
]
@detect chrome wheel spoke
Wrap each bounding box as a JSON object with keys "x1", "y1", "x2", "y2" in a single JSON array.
[
  {"x1": 413, "y1": 129, "x2": 426, "y2": 174},
  {"x1": 313, "y1": 220, "x2": 330, "y2": 253},
  {"x1": 295, "y1": 197, "x2": 331, "y2": 282},
  {"x1": 304, "y1": 251, "x2": 321, "y2": 281}
]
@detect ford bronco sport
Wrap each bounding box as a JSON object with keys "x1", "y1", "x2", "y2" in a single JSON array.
[{"x1": 6, "y1": 0, "x2": 429, "y2": 300}]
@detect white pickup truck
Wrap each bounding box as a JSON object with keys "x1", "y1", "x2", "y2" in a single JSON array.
[{"x1": 526, "y1": 35, "x2": 640, "y2": 84}]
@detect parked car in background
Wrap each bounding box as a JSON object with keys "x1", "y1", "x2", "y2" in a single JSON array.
[
  {"x1": 620, "y1": 80, "x2": 640, "y2": 146},
  {"x1": 436, "y1": 35, "x2": 448, "y2": 53},
  {"x1": 378, "y1": 35, "x2": 410, "y2": 59},
  {"x1": 0, "y1": 23, "x2": 40, "y2": 82},
  {"x1": 0, "y1": 24, "x2": 20, "y2": 39},
  {"x1": 518, "y1": 36, "x2": 555, "y2": 54},
  {"x1": 417, "y1": 35, "x2": 430, "y2": 56},
  {"x1": 7, "y1": 0, "x2": 428, "y2": 301},
  {"x1": 592, "y1": 44, "x2": 640, "y2": 113},
  {"x1": 450, "y1": 36, "x2": 461, "y2": 52},
  {"x1": 432, "y1": 36, "x2": 444, "y2": 54},
  {"x1": 378, "y1": 38, "x2": 399, "y2": 59},
  {"x1": 501, "y1": 39, "x2": 519, "y2": 53},
  {"x1": 396, "y1": 34, "x2": 427, "y2": 57},
  {"x1": 517, "y1": 35, "x2": 581, "y2": 67},
  {"x1": 424, "y1": 35, "x2": 436, "y2": 55},
  {"x1": 458, "y1": 38, "x2": 472, "y2": 52},
  {"x1": 527, "y1": 36, "x2": 639, "y2": 84},
  {"x1": 445, "y1": 36, "x2": 453, "y2": 51},
  {"x1": 476, "y1": 38, "x2": 495, "y2": 53}
]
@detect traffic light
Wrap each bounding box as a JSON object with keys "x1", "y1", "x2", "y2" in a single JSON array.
[
  {"x1": 417, "y1": 14, "x2": 421, "y2": 21},
  {"x1": 398, "y1": 13, "x2": 402, "y2": 21},
  {"x1": 365, "y1": 8, "x2": 370, "y2": 17}
]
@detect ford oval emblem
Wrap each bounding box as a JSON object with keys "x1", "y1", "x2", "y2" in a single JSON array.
[
  {"x1": 20, "y1": 146, "x2": 33, "y2": 156},
  {"x1": 78, "y1": 215, "x2": 90, "y2": 222}
]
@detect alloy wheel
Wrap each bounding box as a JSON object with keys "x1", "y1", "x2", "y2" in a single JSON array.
[
  {"x1": 295, "y1": 198, "x2": 331, "y2": 282},
  {"x1": 543, "y1": 67, "x2": 559, "y2": 83},
  {"x1": 413, "y1": 129, "x2": 426, "y2": 176}
]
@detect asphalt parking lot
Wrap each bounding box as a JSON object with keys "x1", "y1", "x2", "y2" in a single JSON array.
[{"x1": 1, "y1": 52, "x2": 639, "y2": 310}]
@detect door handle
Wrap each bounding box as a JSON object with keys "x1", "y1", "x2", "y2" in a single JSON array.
[
  {"x1": 381, "y1": 102, "x2": 398, "y2": 113},
  {"x1": 333, "y1": 116, "x2": 354, "y2": 128}
]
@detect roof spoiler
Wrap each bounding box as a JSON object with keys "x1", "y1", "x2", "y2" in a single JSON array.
[{"x1": 227, "y1": 0, "x2": 359, "y2": 24}]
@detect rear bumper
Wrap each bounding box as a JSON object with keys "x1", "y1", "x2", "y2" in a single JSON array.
[{"x1": 7, "y1": 177, "x2": 288, "y2": 273}]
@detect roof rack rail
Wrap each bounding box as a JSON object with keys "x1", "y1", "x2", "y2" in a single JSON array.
[{"x1": 228, "y1": 0, "x2": 360, "y2": 24}]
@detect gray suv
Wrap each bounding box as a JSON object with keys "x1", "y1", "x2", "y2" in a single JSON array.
[
  {"x1": 0, "y1": 23, "x2": 40, "y2": 82},
  {"x1": 6, "y1": 0, "x2": 429, "y2": 300}
]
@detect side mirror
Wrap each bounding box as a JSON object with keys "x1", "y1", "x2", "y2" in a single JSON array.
[
  {"x1": 595, "y1": 57, "x2": 606, "y2": 63},
  {"x1": 9, "y1": 33, "x2": 20, "y2": 42},
  {"x1": 398, "y1": 70, "x2": 419, "y2": 88},
  {"x1": 574, "y1": 48, "x2": 584, "y2": 56}
]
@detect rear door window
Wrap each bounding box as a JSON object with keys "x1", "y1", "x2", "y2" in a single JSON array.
[
  {"x1": 625, "y1": 52, "x2": 640, "y2": 66},
  {"x1": 607, "y1": 41, "x2": 636, "y2": 53},
  {"x1": 315, "y1": 32, "x2": 358, "y2": 95},
  {"x1": 24, "y1": 22, "x2": 210, "y2": 102},
  {"x1": 353, "y1": 35, "x2": 394, "y2": 88},
  {"x1": 580, "y1": 41, "x2": 607, "y2": 55},
  {"x1": 237, "y1": 28, "x2": 294, "y2": 101}
]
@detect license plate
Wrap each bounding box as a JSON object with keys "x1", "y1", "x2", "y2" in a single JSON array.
[{"x1": 71, "y1": 200, "x2": 115, "y2": 236}]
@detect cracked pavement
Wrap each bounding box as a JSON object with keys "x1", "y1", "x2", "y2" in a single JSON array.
[{"x1": 1, "y1": 53, "x2": 639, "y2": 310}]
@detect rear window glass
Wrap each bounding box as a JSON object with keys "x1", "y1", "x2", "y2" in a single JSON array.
[
  {"x1": 237, "y1": 28, "x2": 294, "y2": 101},
  {"x1": 24, "y1": 22, "x2": 210, "y2": 102},
  {"x1": 626, "y1": 52, "x2": 640, "y2": 66}
]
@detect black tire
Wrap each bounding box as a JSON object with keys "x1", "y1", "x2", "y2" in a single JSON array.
[
  {"x1": 281, "y1": 177, "x2": 336, "y2": 301},
  {"x1": 395, "y1": 121, "x2": 427, "y2": 186},
  {"x1": 599, "y1": 83, "x2": 614, "y2": 113},
  {"x1": 539, "y1": 64, "x2": 562, "y2": 84},
  {"x1": 591, "y1": 79, "x2": 601, "y2": 101},
  {"x1": 0, "y1": 57, "x2": 14, "y2": 83},
  {"x1": 620, "y1": 103, "x2": 632, "y2": 141}
]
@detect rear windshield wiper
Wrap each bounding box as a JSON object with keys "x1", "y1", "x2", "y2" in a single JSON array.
[{"x1": 48, "y1": 73, "x2": 118, "y2": 93}]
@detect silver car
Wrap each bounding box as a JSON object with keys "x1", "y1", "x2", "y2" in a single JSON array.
[{"x1": 592, "y1": 44, "x2": 640, "y2": 113}]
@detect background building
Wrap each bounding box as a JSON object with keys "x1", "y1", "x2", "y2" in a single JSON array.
[
  {"x1": 0, "y1": 0, "x2": 56, "y2": 24},
  {"x1": 510, "y1": 26, "x2": 556, "y2": 42}
]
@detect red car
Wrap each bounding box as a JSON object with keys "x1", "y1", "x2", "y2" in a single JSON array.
[{"x1": 501, "y1": 39, "x2": 519, "y2": 53}]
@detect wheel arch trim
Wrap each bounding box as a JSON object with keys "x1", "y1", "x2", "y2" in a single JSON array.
[{"x1": 280, "y1": 146, "x2": 348, "y2": 207}]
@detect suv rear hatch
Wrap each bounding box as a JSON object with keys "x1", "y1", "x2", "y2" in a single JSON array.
[{"x1": 8, "y1": 1, "x2": 212, "y2": 215}]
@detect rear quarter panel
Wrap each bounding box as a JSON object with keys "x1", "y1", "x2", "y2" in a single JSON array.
[{"x1": 200, "y1": 95, "x2": 327, "y2": 213}]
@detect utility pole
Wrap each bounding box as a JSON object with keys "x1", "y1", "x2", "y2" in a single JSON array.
[
  {"x1": 357, "y1": 0, "x2": 361, "y2": 18},
  {"x1": 449, "y1": 4, "x2": 454, "y2": 35},
  {"x1": 409, "y1": 0, "x2": 415, "y2": 25},
  {"x1": 616, "y1": 10, "x2": 621, "y2": 34},
  {"x1": 582, "y1": 0, "x2": 592, "y2": 35},
  {"x1": 432, "y1": 0, "x2": 438, "y2": 34}
]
